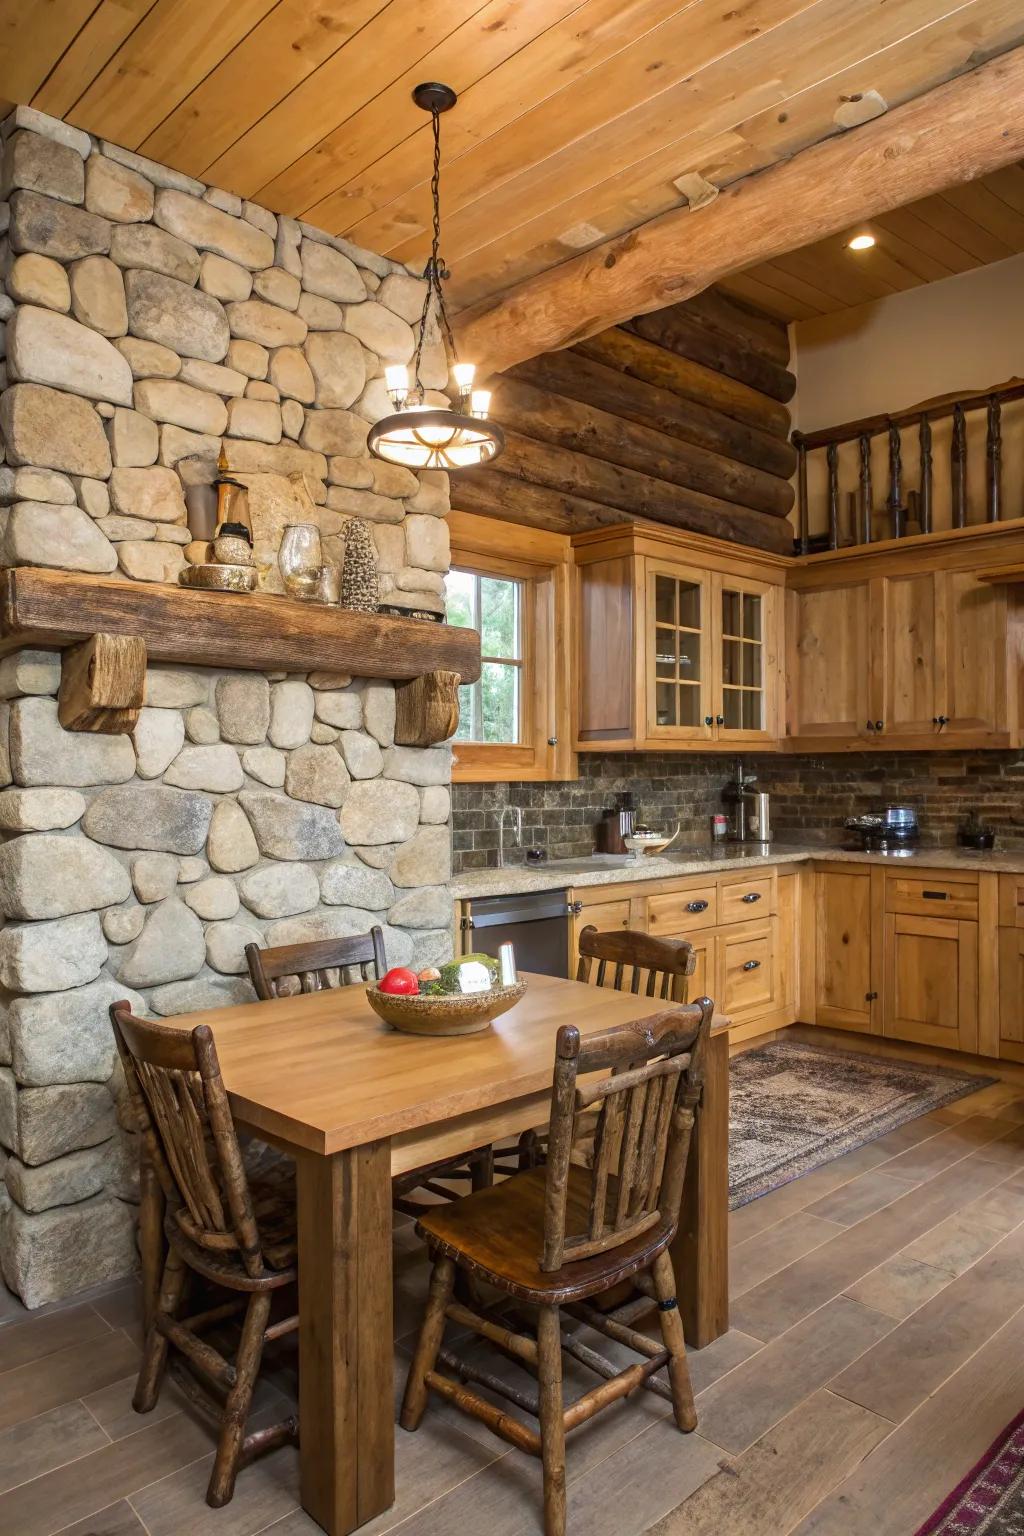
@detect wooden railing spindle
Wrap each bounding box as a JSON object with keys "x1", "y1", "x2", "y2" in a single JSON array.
[
  {"x1": 887, "y1": 422, "x2": 903, "y2": 538},
  {"x1": 919, "y1": 415, "x2": 932, "y2": 533},
  {"x1": 796, "y1": 436, "x2": 809, "y2": 555},
  {"x1": 951, "y1": 402, "x2": 967, "y2": 527},
  {"x1": 986, "y1": 396, "x2": 1002, "y2": 522},
  {"x1": 858, "y1": 433, "x2": 872, "y2": 543},
  {"x1": 826, "y1": 441, "x2": 839, "y2": 550}
]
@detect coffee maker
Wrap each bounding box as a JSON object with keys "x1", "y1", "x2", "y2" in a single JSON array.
[{"x1": 721, "y1": 759, "x2": 771, "y2": 843}]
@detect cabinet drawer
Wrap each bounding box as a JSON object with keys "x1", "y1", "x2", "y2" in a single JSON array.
[
  {"x1": 648, "y1": 884, "x2": 718, "y2": 933},
  {"x1": 884, "y1": 873, "x2": 978, "y2": 920},
  {"x1": 575, "y1": 898, "x2": 632, "y2": 932},
  {"x1": 719, "y1": 872, "x2": 776, "y2": 925},
  {"x1": 720, "y1": 920, "x2": 776, "y2": 1018},
  {"x1": 998, "y1": 875, "x2": 1024, "y2": 928}
]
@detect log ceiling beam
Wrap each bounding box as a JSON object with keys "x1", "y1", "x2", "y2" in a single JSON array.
[{"x1": 454, "y1": 46, "x2": 1024, "y2": 376}]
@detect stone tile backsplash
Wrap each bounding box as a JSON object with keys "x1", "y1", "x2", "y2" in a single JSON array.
[
  {"x1": 451, "y1": 750, "x2": 1024, "y2": 869},
  {"x1": 0, "y1": 107, "x2": 454, "y2": 1307}
]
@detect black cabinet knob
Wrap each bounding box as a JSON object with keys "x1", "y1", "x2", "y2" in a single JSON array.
[
  {"x1": 715, "y1": 714, "x2": 725, "y2": 726},
  {"x1": 875, "y1": 720, "x2": 883, "y2": 731},
  {"x1": 938, "y1": 715, "x2": 949, "y2": 727},
  {"x1": 866, "y1": 721, "x2": 875, "y2": 731},
  {"x1": 704, "y1": 716, "x2": 713, "y2": 727},
  {"x1": 865, "y1": 991, "x2": 878, "y2": 1002}
]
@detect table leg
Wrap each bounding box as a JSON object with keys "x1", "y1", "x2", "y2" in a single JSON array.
[
  {"x1": 673, "y1": 1029, "x2": 729, "y2": 1348},
  {"x1": 295, "y1": 1139, "x2": 394, "y2": 1535}
]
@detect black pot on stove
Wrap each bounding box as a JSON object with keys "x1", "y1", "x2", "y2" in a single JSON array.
[{"x1": 845, "y1": 805, "x2": 919, "y2": 852}]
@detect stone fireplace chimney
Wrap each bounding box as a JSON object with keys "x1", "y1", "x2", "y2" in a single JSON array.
[{"x1": 0, "y1": 108, "x2": 455, "y2": 1308}]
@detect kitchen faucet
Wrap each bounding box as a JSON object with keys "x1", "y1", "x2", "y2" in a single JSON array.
[{"x1": 498, "y1": 805, "x2": 523, "y2": 867}]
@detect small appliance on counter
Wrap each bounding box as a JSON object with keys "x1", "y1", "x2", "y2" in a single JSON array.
[
  {"x1": 595, "y1": 792, "x2": 636, "y2": 855},
  {"x1": 845, "y1": 805, "x2": 920, "y2": 854},
  {"x1": 721, "y1": 759, "x2": 771, "y2": 843},
  {"x1": 958, "y1": 810, "x2": 996, "y2": 850}
]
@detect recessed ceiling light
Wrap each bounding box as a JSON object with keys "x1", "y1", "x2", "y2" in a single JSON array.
[{"x1": 847, "y1": 232, "x2": 876, "y2": 251}]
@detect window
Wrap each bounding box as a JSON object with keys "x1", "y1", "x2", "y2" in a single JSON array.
[
  {"x1": 446, "y1": 512, "x2": 577, "y2": 783},
  {"x1": 445, "y1": 568, "x2": 524, "y2": 745}
]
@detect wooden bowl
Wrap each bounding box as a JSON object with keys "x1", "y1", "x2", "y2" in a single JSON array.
[{"x1": 365, "y1": 979, "x2": 527, "y2": 1036}]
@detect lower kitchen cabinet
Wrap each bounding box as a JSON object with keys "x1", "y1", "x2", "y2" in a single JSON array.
[
  {"x1": 998, "y1": 928, "x2": 1024, "y2": 1063},
  {"x1": 813, "y1": 864, "x2": 881, "y2": 1034},
  {"x1": 882, "y1": 911, "x2": 979, "y2": 1054}
]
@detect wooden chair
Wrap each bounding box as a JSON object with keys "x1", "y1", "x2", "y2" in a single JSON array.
[
  {"x1": 400, "y1": 998, "x2": 714, "y2": 1536},
  {"x1": 517, "y1": 926, "x2": 697, "y2": 1173},
  {"x1": 576, "y1": 925, "x2": 696, "y2": 1000},
  {"x1": 244, "y1": 927, "x2": 387, "y2": 998},
  {"x1": 244, "y1": 930, "x2": 491, "y2": 1215},
  {"x1": 110, "y1": 1002, "x2": 299, "y2": 1509}
]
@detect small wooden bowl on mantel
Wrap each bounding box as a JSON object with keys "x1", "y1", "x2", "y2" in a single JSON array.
[{"x1": 365, "y1": 979, "x2": 528, "y2": 1036}]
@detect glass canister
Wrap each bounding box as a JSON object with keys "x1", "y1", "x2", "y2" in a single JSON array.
[{"x1": 278, "y1": 523, "x2": 323, "y2": 600}]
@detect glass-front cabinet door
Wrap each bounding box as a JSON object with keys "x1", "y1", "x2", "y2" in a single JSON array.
[
  {"x1": 644, "y1": 562, "x2": 713, "y2": 741},
  {"x1": 712, "y1": 573, "x2": 778, "y2": 745}
]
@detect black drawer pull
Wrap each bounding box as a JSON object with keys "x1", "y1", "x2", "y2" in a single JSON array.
[
  {"x1": 742, "y1": 959, "x2": 761, "y2": 971},
  {"x1": 741, "y1": 891, "x2": 761, "y2": 904},
  {"x1": 687, "y1": 900, "x2": 709, "y2": 913},
  {"x1": 922, "y1": 890, "x2": 949, "y2": 900}
]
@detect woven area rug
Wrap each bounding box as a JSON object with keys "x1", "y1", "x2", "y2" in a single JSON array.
[
  {"x1": 915, "y1": 1408, "x2": 1024, "y2": 1533},
  {"x1": 729, "y1": 1040, "x2": 995, "y2": 1209}
]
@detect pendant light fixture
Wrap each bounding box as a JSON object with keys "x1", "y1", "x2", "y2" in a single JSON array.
[{"x1": 368, "y1": 82, "x2": 504, "y2": 472}]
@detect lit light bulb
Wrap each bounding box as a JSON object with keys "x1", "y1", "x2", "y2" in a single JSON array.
[
  {"x1": 470, "y1": 389, "x2": 491, "y2": 418},
  {"x1": 847, "y1": 232, "x2": 875, "y2": 251},
  {"x1": 385, "y1": 364, "x2": 409, "y2": 405},
  {"x1": 452, "y1": 361, "x2": 476, "y2": 396}
]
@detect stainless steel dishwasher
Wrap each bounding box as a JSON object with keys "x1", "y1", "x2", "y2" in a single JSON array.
[{"x1": 458, "y1": 889, "x2": 577, "y2": 979}]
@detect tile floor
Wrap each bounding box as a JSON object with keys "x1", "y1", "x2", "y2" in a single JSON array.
[{"x1": 3, "y1": 1077, "x2": 1024, "y2": 1536}]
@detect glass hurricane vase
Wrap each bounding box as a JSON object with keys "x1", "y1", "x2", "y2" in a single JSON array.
[{"x1": 278, "y1": 523, "x2": 323, "y2": 600}]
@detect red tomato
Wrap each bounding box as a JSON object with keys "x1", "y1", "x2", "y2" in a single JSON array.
[{"x1": 378, "y1": 967, "x2": 420, "y2": 996}]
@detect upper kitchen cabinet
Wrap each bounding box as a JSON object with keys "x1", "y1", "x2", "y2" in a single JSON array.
[
  {"x1": 574, "y1": 525, "x2": 786, "y2": 752},
  {"x1": 786, "y1": 525, "x2": 1024, "y2": 751}
]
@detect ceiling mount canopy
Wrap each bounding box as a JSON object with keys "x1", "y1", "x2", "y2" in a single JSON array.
[{"x1": 368, "y1": 83, "x2": 504, "y2": 472}]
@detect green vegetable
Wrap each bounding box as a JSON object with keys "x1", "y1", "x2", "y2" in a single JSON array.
[{"x1": 438, "y1": 953, "x2": 500, "y2": 995}]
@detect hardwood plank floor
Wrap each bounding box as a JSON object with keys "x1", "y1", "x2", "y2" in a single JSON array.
[{"x1": 2, "y1": 1067, "x2": 1024, "y2": 1536}]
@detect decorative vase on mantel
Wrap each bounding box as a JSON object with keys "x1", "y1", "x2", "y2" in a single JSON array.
[{"x1": 340, "y1": 518, "x2": 379, "y2": 613}]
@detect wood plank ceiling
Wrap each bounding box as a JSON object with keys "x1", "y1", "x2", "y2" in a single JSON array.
[
  {"x1": 723, "y1": 162, "x2": 1024, "y2": 320},
  {"x1": 2, "y1": 0, "x2": 1022, "y2": 319}
]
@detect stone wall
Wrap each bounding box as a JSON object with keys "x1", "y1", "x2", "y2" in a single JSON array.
[
  {"x1": 452, "y1": 749, "x2": 1024, "y2": 868},
  {"x1": 0, "y1": 107, "x2": 455, "y2": 1307}
]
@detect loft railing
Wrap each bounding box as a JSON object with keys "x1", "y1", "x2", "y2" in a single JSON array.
[{"x1": 792, "y1": 376, "x2": 1024, "y2": 553}]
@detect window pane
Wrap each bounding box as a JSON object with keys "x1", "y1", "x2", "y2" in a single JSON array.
[
  {"x1": 445, "y1": 569, "x2": 476, "y2": 629},
  {"x1": 480, "y1": 575, "x2": 520, "y2": 659},
  {"x1": 480, "y1": 661, "x2": 519, "y2": 743},
  {"x1": 454, "y1": 682, "x2": 476, "y2": 742}
]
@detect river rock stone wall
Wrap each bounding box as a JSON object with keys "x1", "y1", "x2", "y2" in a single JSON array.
[{"x1": 0, "y1": 107, "x2": 454, "y2": 1307}]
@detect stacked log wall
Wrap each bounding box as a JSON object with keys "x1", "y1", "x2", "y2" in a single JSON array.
[{"x1": 455, "y1": 287, "x2": 797, "y2": 555}]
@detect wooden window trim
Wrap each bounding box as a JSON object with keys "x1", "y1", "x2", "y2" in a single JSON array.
[{"x1": 448, "y1": 511, "x2": 577, "y2": 783}]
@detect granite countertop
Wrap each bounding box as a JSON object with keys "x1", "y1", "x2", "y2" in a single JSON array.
[{"x1": 449, "y1": 843, "x2": 1024, "y2": 900}]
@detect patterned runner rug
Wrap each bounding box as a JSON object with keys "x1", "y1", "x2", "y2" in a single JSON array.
[
  {"x1": 729, "y1": 1039, "x2": 995, "y2": 1209},
  {"x1": 915, "y1": 1408, "x2": 1024, "y2": 1534}
]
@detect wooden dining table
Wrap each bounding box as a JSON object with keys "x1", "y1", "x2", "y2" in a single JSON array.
[{"x1": 155, "y1": 972, "x2": 729, "y2": 1536}]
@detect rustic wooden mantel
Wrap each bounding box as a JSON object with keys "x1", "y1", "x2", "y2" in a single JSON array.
[
  {"x1": 0, "y1": 568, "x2": 481, "y2": 681},
  {"x1": 0, "y1": 569, "x2": 479, "y2": 740}
]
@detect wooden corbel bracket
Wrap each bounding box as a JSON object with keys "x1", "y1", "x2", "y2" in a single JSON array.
[
  {"x1": 394, "y1": 669, "x2": 461, "y2": 747},
  {"x1": 58, "y1": 632, "x2": 147, "y2": 733}
]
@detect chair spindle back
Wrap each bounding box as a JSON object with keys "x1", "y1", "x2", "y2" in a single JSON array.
[
  {"x1": 110, "y1": 1002, "x2": 268, "y2": 1278},
  {"x1": 576, "y1": 927, "x2": 695, "y2": 1003},
  {"x1": 245, "y1": 927, "x2": 387, "y2": 1000},
  {"x1": 542, "y1": 1000, "x2": 713, "y2": 1273}
]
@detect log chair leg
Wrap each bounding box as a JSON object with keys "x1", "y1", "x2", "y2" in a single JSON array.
[
  {"x1": 138, "y1": 1147, "x2": 166, "y2": 1335},
  {"x1": 207, "y1": 1289, "x2": 273, "y2": 1508},
  {"x1": 651, "y1": 1250, "x2": 697, "y2": 1432},
  {"x1": 537, "y1": 1305, "x2": 567, "y2": 1536},
  {"x1": 400, "y1": 1255, "x2": 455, "y2": 1432},
  {"x1": 133, "y1": 1247, "x2": 187, "y2": 1413}
]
